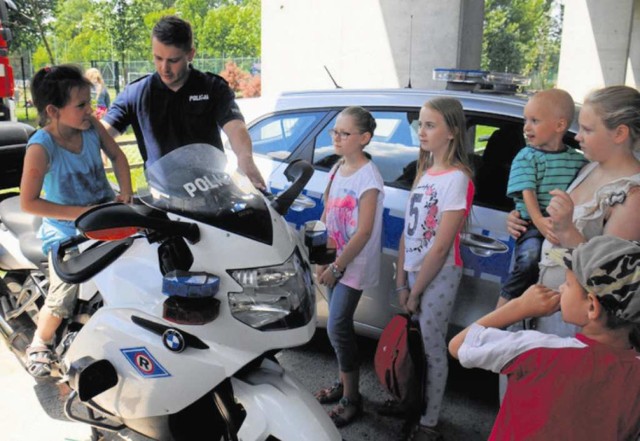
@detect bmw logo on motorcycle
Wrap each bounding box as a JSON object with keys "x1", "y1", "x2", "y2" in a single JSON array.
[{"x1": 162, "y1": 329, "x2": 186, "y2": 353}]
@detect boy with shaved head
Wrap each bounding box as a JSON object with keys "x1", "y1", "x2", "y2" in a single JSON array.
[{"x1": 497, "y1": 89, "x2": 588, "y2": 308}]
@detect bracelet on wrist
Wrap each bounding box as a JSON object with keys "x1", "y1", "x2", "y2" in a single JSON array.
[
  {"x1": 395, "y1": 285, "x2": 409, "y2": 293},
  {"x1": 329, "y1": 263, "x2": 343, "y2": 279}
]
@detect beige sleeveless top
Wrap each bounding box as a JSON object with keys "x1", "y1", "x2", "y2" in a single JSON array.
[
  {"x1": 535, "y1": 162, "x2": 640, "y2": 337},
  {"x1": 539, "y1": 161, "x2": 640, "y2": 287}
]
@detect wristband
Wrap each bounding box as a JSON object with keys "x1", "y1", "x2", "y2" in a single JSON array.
[
  {"x1": 395, "y1": 285, "x2": 409, "y2": 293},
  {"x1": 329, "y1": 263, "x2": 343, "y2": 279}
]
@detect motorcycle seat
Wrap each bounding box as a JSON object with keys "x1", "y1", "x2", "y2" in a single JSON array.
[
  {"x1": 20, "y1": 233, "x2": 47, "y2": 268},
  {"x1": 0, "y1": 196, "x2": 46, "y2": 266},
  {"x1": 0, "y1": 195, "x2": 42, "y2": 236}
]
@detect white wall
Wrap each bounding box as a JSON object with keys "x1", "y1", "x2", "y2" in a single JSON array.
[
  {"x1": 261, "y1": 0, "x2": 640, "y2": 102},
  {"x1": 261, "y1": 0, "x2": 484, "y2": 96},
  {"x1": 557, "y1": 0, "x2": 638, "y2": 102}
]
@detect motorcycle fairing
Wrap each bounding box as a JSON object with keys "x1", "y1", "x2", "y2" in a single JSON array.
[{"x1": 131, "y1": 315, "x2": 209, "y2": 350}]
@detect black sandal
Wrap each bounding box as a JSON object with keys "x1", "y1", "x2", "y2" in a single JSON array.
[
  {"x1": 329, "y1": 396, "x2": 363, "y2": 428},
  {"x1": 405, "y1": 423, "x2": 443, "y2": 441},
  {"x1": 314, "y1": 381, "x2": 343, "y2": 404}
]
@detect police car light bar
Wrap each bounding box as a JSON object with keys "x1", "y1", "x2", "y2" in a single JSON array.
[{"x1": 433, "y1": 68, "x2": 531, "y2": 93}]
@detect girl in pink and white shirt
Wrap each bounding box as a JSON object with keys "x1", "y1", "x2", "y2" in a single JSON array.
[
  {"x1": 396, "y1": 97, "x2": 474, "y2": 440},
  {"x1": 314, "y1": 106, "x2": 384, "y2": 427}
]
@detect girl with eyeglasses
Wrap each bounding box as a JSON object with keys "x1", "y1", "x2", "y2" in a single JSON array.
[{"x1": 314, "y1": 106, "x2": 384, "y2": 427}]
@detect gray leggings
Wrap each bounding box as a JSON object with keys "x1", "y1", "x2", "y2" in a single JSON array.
[{"x1": 409, "y1": 265, "x2": 462, "y2": 428}]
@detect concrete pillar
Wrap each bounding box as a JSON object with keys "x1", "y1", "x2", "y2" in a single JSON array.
[
  {"x1": 557, "y1": 0, "x2": 638, "y2": 102},
  {"x1": 627, "y1": 0, "x2": 640, "y2": 87},
  {"x1": 261, "y1": 0, "x2": 484, "y2": 96}
]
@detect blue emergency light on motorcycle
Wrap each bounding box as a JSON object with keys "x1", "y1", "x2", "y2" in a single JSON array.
[
  {"x1": 162, "y1": 270, "x2": 221, "y2": 325},
  {"x1": 162, "y1": 270, "x2": 220, "y2": 298}
]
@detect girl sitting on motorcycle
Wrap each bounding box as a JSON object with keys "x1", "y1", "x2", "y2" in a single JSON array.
[{"x1": 21, "y1": 65, "x2": 132, "y2": 377}]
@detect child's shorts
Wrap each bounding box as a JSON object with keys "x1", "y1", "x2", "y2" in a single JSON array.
[{"x1": 44, "y1": 250, "x2": 79, "y2": 319}]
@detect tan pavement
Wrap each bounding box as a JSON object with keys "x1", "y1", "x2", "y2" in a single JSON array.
[{"x1": 0, "y1": 338, "x2": 93, "y2": 441}]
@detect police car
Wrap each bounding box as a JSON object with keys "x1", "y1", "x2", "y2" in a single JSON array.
[{"x1": 233, "y1": 70, "x2": 580, "y2": 338}]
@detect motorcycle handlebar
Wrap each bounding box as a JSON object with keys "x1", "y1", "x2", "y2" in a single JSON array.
[
  {"x1": 52, "y1": 203, "x2": 200, "y2": 283},
  {"x1": 52, "y1": 235, "x2": 134, "y2": 284}
]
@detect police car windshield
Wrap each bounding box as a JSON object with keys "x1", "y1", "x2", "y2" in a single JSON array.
[{"x1": 139, "y1": 144, "x2": 272, "y2": 243}]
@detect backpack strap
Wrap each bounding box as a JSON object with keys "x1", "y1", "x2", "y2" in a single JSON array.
[{"x1": 322, "y1": 159, "x2": 344, "y2": 204}]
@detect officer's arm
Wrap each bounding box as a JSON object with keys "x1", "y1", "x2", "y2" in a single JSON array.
[
  {"x1": 100, "y1": 120, "x2": 122, "y2": 139},
  {"x1": 223, "y1": 119, "x2": 266, "y2": 190}
]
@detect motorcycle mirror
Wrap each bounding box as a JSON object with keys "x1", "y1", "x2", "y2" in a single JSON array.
[{"x1": 271, "y1": 159, "x2": 314, "y2": 215}]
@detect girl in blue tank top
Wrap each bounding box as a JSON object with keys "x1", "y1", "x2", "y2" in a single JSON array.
[{"x1": 20, "y1": 65, "x2": 133, "y2": 377}]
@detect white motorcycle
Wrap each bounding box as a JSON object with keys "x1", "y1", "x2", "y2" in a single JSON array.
[{"x1": 0, "y1": 144, "x2": 341, "y2": 441}]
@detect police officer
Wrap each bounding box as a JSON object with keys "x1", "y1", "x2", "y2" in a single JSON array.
[{"x1": 102, "y1": 15, "x2": 265, "y2": 189}]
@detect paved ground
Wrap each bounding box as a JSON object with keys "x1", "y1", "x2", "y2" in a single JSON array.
[
  {"x1": 0, "y1": 338, "x2": 94, "y2": 441},
  {"x1": 0, "y1": 332, "x2": 498, "y2": 441},
  {"x1": 277, "y1": 332, "x2": 498, "y2": 441}
]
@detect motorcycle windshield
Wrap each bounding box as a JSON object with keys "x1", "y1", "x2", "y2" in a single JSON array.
[{"x1": 139, "y1": 144, "x2": 273, "y2": 244}]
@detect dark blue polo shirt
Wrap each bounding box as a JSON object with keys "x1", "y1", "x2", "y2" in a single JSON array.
[{"x1": 104, "y1": 68, "x2": 244, "y2": 166}]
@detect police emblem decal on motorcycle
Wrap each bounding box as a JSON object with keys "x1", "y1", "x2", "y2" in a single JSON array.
[
  {"x1": 121, "y1": 347, "x2": 171, "y2": 378},
  {"x1": 163, "y1": 329, "x2": 186, "y2": 353}
]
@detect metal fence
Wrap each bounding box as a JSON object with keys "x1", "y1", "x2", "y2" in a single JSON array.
[
  {"x1": 10, "y1": 55, "x2": 261, "y2": 95},
  {"x1": 114, "y1": 140, "x2": 146, "y2": 176},
  {"x1": 9, "y1": 54, "x2": 260, "y2": 174}
]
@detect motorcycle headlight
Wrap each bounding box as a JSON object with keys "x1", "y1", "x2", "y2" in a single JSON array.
[{"x1": 228, "y1": 249, "x2": 314, "y2": 330}]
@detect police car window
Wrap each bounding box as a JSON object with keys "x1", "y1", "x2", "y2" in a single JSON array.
[
  {"x1": 248, "y1": 112, "x2": 325, "y2": 161},
  {"x1": 470, "y1": 120, "x2": 525, "y2": 211},
  {"x1": 313, "y1": 110, "x2": 420, "y2": 189}
]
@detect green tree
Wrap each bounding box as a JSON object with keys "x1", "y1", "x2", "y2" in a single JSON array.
[
  {"x1": 175, "y1": 0, "x2": 248, "y2": 49},
  {"x1": 52, "y1": 0, "x2": 102, "y2": 62},
  {"x1": 17, "y1": 0, "x2": 260, "y2": 70},
  {"x1": 175, "y1": 0, "x2": 212, "y2": 48},
  {"x1": 100, "y1": 0, "x2": 155, "y2": 70},
  {"x1": 49, "y1": 0, "x2": 166, "y2": 69},
  {"x1": 482, "y1": 0, "x2": 561, "y2": 88},
  {"x1": 196, "y1": 0, "x2": 260, "y2": 58},
  {"x1": 9, "y1": 0, "x2": 58, "y2": 62}
]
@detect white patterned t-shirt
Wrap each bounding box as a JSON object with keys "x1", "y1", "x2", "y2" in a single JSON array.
[
  {"x1": 403, "y1": 168, "x2": 474, "y2": 271},
  {"x1": 325, "y1": 161, "x2": 384, "y2": 289}
]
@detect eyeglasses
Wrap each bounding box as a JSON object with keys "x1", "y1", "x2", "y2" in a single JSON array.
[{"x1": 328, "y1": 129, "x2": 355, "y2": 140}]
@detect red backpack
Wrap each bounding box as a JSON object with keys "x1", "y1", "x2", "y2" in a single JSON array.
[{"x1": 374, "y1": 314, "x2": 426, "y2": 417}]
